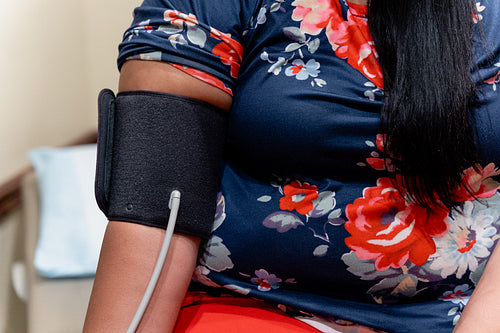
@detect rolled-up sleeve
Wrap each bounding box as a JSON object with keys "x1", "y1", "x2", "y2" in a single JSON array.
[{"x1": 118, "y1": 0, "x2": 258, "y2": 95}]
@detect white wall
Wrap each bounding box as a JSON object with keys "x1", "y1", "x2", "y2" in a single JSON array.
[{"x1": 0, "y1": 0, "x2": 141, "y2": 331}]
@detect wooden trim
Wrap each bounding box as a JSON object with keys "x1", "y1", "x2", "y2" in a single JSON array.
[{"x1": 0, "y1": 131, "x2": 97, "y2": 221}]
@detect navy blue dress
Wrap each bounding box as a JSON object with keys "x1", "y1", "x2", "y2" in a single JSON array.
[{"x1": 118, "y1": 1, "x2": 500, "y2": 331}]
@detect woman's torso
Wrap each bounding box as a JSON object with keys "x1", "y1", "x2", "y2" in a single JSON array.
[{"x1": 118, "y1": 1, "x2": 500, "y2": 331}]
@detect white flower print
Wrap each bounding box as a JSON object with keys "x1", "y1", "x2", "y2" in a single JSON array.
[
  {"x1": 258, "y1": 11, "x2": 326, "y2": 86},
  {"x1": 285, "y1": 59, "x2": 320, "y2": 80},
  {"x1": 440, "y1": 284, "x2": 473, "y2": 305},
  {"x1": 473, "y1": 2, "x2": 486, "y2": 23},
  {"x1": 430, "y1": 201, "x2": 497, "y2": 279},
  {"x1": 162, "y1": 10, "x2": 207, "y2": 47},
  {"x1": 363, "y1": 81, "x2": 382, "y2": 101},
  {"x1": 224, "y1": 284, "x2": 251, "y2": 295},
  {"x1": 166, "y1": 34, "x2": 188, "y2": 48},
  {"x1": 311, "y1": 78, "x2": 327, "y2": 87},
  {"x1": 256, "y1": 7, "x2": 268, "y2": 24},
  {"x1": 440, "y1": 284, "x2": 473, "y2": 326},
  {"x1": 158, "y1": 23, "x2": 183, "y2": 35},
  {"x1": 136, "y1": 51, "x2": 162, "y2": 61},
  {"x1": 125, "y1": 19, "x2": 154, "y2": 41},
  {"x1": 212, "y1": 192, "x2": 226, "y2": 231},
  {"x1": 270, "y1": 0, "x2": 286, "y2": 13},
  {"x1": 261, "y1": 51, "x2": 290, "y2": 75}
]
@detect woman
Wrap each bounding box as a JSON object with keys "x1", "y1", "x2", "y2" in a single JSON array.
[{"x1": 84, "y1": 0, "x2": 500, "y2": 331}]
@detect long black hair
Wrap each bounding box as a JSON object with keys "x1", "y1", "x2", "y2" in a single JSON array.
[{"x1": 367, "y1": 0, "x2": 480, "y2": 208}]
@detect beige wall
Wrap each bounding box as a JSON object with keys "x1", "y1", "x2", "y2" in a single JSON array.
[
  {"x1": 0, "y1": 0, "x2": 141, "y2": 331},
  {"x1": 0, "y1": 0, "x2": 140, "y2": 184}
]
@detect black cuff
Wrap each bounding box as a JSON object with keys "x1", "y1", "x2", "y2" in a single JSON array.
[{"x1": 95, "y1": 89, "x2": 228, "y2": 238}]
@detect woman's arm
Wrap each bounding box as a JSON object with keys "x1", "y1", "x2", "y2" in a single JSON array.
[
  {"x1": 83, "y1": 222, "x2": 200, "y2": 332},
  {"x1": 453, "y1": 241, "x2": 500, "y2": 332},
  {"x1": 83, "y1": 60, "x2": 232, "y2": 332},
  {"x1": 118, "y1": 60, "x2": 232, "y2": 111}
]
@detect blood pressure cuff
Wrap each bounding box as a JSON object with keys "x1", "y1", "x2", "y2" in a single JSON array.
[{"x1": 95, "y1": 89, "x2": 228, "y2": 239}]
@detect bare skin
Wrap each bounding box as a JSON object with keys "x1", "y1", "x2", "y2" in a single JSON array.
[
  {"x1": 118, "y1": 60, "x2": 232, "y2": 110},
  {"x1": 83, "y1": 60, "x2": 232, "y2": 332},
  {"x1": 453, "y1": 242, "x2": 500, "y2": 332}
]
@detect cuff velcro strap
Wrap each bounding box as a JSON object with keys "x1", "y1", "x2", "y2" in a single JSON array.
[{"x1": 95, "y1": 89, "x2": 228, "y2": 239}]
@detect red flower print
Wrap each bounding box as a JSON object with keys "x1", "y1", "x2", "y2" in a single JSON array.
[
  {"x1": 453, "y1": 163, "x2": 500, "y2": 202},
  {"x1": 138, "y1": 23, "x2": 153, "y2": 31},
  {"x1": 365, "y1": 134, "x2": 397, "y2": 172},
  {"x1": 291, "y1": 0, "x2": 383, "y2": 87},
  {"x1": 211, "y1": 31, "x2": 243, "y2": 79},
  {"x1": 472, "y1": 3, "x2": 486, "y2": 24},
  {"x1": 290, "y1": 64, "x2": 303, "y2": 74},
  {"x1": 164, "y1": 9, "x2": 199, "y2": 29},
  {"x1": 345, "y1": 177, "x2": 449, "y2": 271},
  {"x1": 365, "y1": 134, "x2": 387, "y2": 170},
  {"x1": 280, "y1": 180, "x2": 319, "y2": 215},
  {"x1": 285, "y1": 59, "x2": 320, "y2": 80}
]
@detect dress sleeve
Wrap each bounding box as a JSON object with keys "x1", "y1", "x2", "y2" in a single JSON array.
[{"x1": 118, "y1": 0, "x2": 261, "y2": 95}]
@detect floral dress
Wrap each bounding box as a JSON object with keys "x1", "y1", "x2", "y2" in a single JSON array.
[{"x1": 118, "y1": 0, "x2": 500, "y2": 332}]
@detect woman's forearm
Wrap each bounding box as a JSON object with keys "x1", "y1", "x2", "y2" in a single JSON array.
[
  {"x1": 83, "y1": 221, "x2": 201, "y2": 332},
  {"x1": 454, "y1": 241, "x2": 500, "y2": 332}
]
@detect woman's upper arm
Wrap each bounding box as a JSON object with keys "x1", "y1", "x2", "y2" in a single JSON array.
[
  {"x1": 118, "y1": 59, "x2": 232, "y2": 111},
  {"x1": 84, "y1": 59, "x2": 232, "y2": 333}
]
